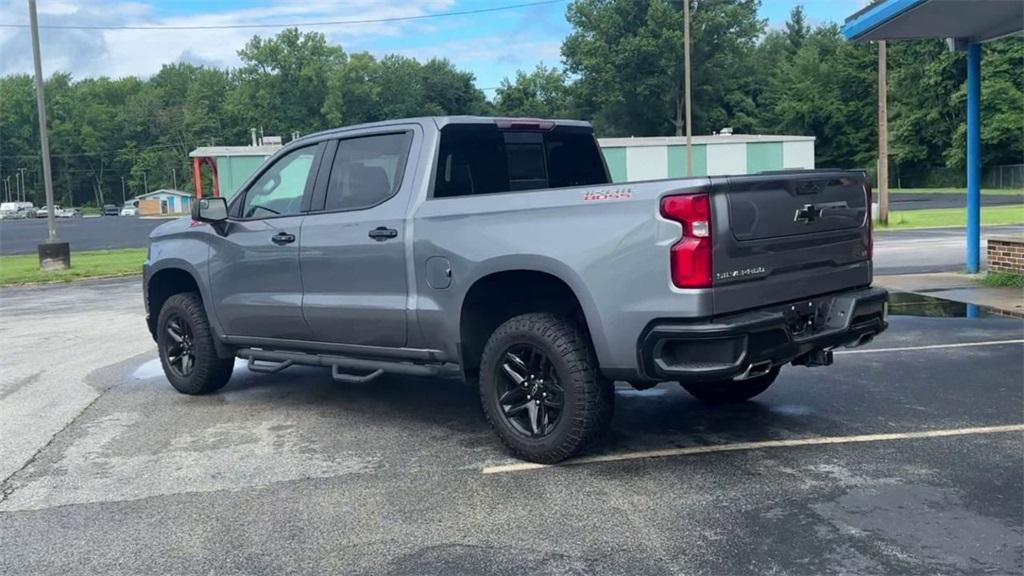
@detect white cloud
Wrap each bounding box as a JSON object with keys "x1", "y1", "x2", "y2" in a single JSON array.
[{"x1": 0, "y1": 0, "x2": 458, "y2": 78}]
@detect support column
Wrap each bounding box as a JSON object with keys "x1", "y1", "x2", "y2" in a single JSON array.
[
  {"x1": 966, "y1": 43, "x2": 981, "y2": 273},
  {"x1": 877, "y1": 40, "x2": 889, "y2": 225},
  {"x1": 193, "y1": 157, "x2": 203, "y2": 199}
]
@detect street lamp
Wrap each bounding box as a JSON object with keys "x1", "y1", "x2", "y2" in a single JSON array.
[{"x1": 28, "y1": 0, "x2": 69, "y2": 271}]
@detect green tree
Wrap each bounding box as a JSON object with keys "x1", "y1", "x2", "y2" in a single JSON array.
[
  {"x1": 562, "y1": 0, "x2": 764, "y2": 137},
  {"x1": 784, "y1": 5, "x2": 808, "y2": 54},
  {"x1": 229, "y1": 28, "x2": 347, "y2": 136},
  {"x1": 494, "y1": 64, "x2": 574, "y2": 118},
  {"x1": 754, "y1": 24, "x2": 877, "y2": 169},
  {"x1": 946, "y1": 38, "x2": 1023, "y2": 170}
]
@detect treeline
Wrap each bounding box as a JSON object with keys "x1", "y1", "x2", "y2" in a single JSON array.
[{"x1": 1, "y1": 1, "x2": 1021, "y2": 208}]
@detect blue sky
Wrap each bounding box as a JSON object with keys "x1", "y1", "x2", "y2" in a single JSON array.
[{"x1": 0, "y1": 0, "x2": 867, "y2": 94}]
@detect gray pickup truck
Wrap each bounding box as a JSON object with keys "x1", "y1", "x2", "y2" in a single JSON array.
[{"x1": 144, "y1": 116, "x2": 887, "y2": 463}]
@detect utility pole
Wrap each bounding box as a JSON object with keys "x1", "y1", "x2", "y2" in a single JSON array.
[
  {"x1": 877, "y1": 40, "x2": 889, "y2": 225},
  {"x1": 121, "y1": 176, "x2": 126, "y2": 204},
  {"x1": 18, "y1": 168, "x2": 26, "y2": 202},
  {"x1": 171, "y1": 168, "x2": 177, "y2": 190},
  {"x1": 28, "y1": 0, "x2": 68, "y2": 270},
  {"x1": 143, "y1": 171, "x2": 149, "y2": 193},
  {"x1": 683, "y1": 0, "x2": 693, "y2": 176}
]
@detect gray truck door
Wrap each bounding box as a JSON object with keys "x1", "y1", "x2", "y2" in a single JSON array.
[
  {"x1": 208, "y1": 143, "x2": 323, "y2": 339},
  {"x1": 299, "y1": 131, "x2": 415, "y2": 348}
]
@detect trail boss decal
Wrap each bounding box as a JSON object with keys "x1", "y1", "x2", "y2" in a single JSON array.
[
  {"x1": 716, "y1": 266, "x2": 768, "y2": 281},
  {"x1": 583, "y1": 188, "x2": 633, "y2": 202}
]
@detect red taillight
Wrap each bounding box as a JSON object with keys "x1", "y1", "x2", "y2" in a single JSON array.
[
  {"x1": 865, "y1": 182, "x2": 873, "y2": 259},
  {"x1": 661, "y1": 193, "x2": 712, "y2": 288}
]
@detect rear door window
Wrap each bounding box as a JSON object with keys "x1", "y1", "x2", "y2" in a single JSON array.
[
  {"x1": 322, "y1": 132, "x2": 413, "y2": 212},
  {"x1": 432, "y1": 124, "x2": 609, "y2": 198}
]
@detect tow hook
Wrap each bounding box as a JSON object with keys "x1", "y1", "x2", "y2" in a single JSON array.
[{"x1": 793, "y1": 349, "x2": 833, "y2": 367}]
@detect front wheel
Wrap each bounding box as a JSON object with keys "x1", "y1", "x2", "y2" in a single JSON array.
[
  {"x1": 479, "y1": 313, "x2": 614, "y2": 463},
  {"x1": 157, "y1": 292, "x2": 234, "y2": 395},
  {"x1": 680, "y1": 367, "x2": 780, "y2": 404}
]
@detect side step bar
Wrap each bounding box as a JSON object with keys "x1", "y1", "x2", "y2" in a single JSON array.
[{"x1": 238, "y1": 347, "x2": 462, "y2": 382}]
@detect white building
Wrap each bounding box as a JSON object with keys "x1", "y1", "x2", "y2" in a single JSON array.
[
  {"x1": 599, "y1": 134, "x2": 816, "y2": 182},
  {"x1": 135, "y1": 189, "x2": 193, "y2": 215}
]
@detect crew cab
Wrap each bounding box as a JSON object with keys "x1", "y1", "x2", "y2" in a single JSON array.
[{"x1": 144, "y1": 116, "x2": 887, "y2": 463}]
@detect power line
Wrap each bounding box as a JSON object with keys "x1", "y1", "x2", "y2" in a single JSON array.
[{"x1": 0, "y1": 0, "x2": 568, "y2": 31}]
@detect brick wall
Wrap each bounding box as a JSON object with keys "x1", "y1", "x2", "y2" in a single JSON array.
[{"x1": 988, "y1": 236, "x2": 1024, "y2": 274}]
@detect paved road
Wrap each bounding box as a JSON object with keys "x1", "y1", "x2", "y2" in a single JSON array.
[
  {"x1": 890, "y1": 192, "x2": 1022, "y2": 211},
  {"x1": 874, "y1": 224, "x2": 1024, "y2": 275},
  {"x1": 1, "y1": 278, "x2": 1021, "y2": 575},
  {"x1": 0, "y1": 216, "x2": 168, "y2": 255}
]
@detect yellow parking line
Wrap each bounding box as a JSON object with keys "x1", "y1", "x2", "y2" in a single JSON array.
[
  {"x1": 481, "y1": 423, "x2": 1024, "y2": 475},
  {"x1": 836, "y1": 339, "x2": 1023, "y2": 355}
]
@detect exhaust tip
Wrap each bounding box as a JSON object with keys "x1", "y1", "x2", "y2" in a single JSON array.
[{"x1": 735, "y1": 360, "x2": 773, "y2": 381}]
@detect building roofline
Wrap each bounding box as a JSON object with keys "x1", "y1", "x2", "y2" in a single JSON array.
[
  {"x1": 135, "y1": 189, "x2": 193, "y2": 198},
  {"x1": 598, "y1": 134, "x2": 816, "y2": 147}
]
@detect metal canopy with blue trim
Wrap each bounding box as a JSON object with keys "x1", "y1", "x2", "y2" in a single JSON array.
[
  {"x1": 842, "y1": 0, "x2": 1022, "y2": 42},
  {"x1": 841, "y1": 0, "x2": 1022, "y2": 274}
]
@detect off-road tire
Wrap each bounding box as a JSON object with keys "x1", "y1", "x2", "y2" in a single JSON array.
[
  {"x1": 479, "y1": 313, "x2": 614, "y2": 463},
  {"x1": 157, "y1": 292, "x2": 234, "y2": 395},
  {"x1": 680, "y1": 367, "x2": 780, "y2": 404}
]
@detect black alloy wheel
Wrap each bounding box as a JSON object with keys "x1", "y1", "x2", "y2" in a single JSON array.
[
  {"x1": 164, "y1": 314, "x2": 196, "y2": 378},
  {"x1": 495, "y1": 344, "x2": 565, "y2": 438}
]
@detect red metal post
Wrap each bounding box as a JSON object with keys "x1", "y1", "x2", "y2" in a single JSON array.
[{"x1": 192, "y1": 157, "x2": 203, "y2": 199}]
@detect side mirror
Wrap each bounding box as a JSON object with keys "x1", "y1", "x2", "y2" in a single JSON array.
[{"x1": 193, "y1": 197, "x2": 228, "y2": 222}]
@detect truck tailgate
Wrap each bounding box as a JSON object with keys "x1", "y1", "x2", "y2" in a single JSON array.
[{"x1": 710, "y1": 170, "x2": 872, "y2": 315}]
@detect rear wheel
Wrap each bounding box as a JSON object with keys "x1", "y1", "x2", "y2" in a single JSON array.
[
  {"x1": 479, "y1": 313, "x2": 613, "y2": 463},
  {"x1": 157, "y1": 292, "x2": 234, "y2": 395},
  {"x1": 680, "y1": 367, "x2": 780, "y2": 404}
]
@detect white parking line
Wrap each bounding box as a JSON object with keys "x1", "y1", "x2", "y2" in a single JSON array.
[
  {"x1": 836, "y1": 339, "x2": 1024, "y2": 355},
  {"x1": 481, "y1": 424, "x2": 1024, "y2": 475}
]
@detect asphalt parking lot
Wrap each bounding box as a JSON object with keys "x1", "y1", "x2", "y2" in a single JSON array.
[
  {"x1": 889, "y1": 191, "x2": 1023, "y2": 211},
  {"x1": 1, "y1": 279, "x2": 1022, "y2": 575},
  {"x1": 0, "y1": 216, "x2": 166, "y2": 255}
]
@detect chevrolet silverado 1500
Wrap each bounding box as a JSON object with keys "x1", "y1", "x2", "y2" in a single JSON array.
[{"x1": 144, "y1": 116, "x2": 888, "y2": 463}]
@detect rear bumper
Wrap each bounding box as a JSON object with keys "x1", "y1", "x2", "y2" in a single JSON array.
[{"x1": 638, "y1": 286, "x2": 888, "y2": 382}]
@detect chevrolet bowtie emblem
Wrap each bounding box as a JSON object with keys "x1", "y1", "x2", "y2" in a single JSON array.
[
  {"x1": 794, "y1": 201, "x2": 850, "y2": 224},
  {"x1": 794, "y1": 204, "x2": 823, "y2": 224}
]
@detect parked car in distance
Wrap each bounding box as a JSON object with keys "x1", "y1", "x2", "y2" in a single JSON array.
[
  {"x1": 1, "y1": 202, "x2": 36, "y2": 219},
  {"x1": 102, "y1": 204, "x2": 119, "y2": 216},
  {"x1": 60, "y1": 208, "x2": 83, "y2": 218},
  {"x1": 144, "y1": 116, "x2": 888, "y2": 463},
  {"x1": 120, "y1": 203, "x2": 138, "y2": 216},
  {"x1": 36, "y1": 205, "x2": 61, "y2": 217}
]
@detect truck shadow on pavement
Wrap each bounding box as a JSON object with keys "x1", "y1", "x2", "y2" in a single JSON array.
[{"x1": 134, "y1": 356, "x2": 811, "y2": 460}]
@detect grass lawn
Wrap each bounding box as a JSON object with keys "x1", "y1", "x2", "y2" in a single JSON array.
[
  {"x1": 892, "y1": 187, "x2": 1022, "y2": 196},
  {"x1": 877, "y1": 204, "x2": 1024, "y2": 230},
  {"x1": 978, "y1": 271, "x2": 1024, "y2": 289},
  {"x1": 0, "y1": 248, "x2": 146, "y2": 286}
]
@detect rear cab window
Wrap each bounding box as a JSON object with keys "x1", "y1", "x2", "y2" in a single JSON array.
[{"x1": 432, "y1": 123, "x2": 609, "y2": 198}]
